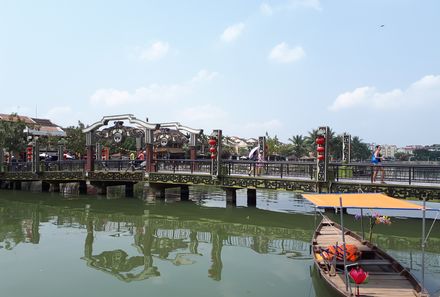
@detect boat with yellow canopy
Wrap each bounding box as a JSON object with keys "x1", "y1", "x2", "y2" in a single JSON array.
[{"x1": 302, "y1": 193, "x2": 438, "y2": 297}]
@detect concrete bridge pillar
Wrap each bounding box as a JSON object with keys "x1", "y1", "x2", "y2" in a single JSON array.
[
  {"x1": 125, "y1": 183, "x2": 134, "y2": 198},
  {"x1": 42, "y1": 181, "x2": 51, "y2": 192},
  {"x1": 224, "y1": 188, "x2": 237, "y2": 206},
  {"x1": 148, "y1": 183, "x2": 166, "y2": 200},
  {"x1": 13, "y1": 181, "x2": 22, "y2": 190},
  {"x1": 50, "y1": 182, "x2": 60, "y2": 193},
  {"x1": 79, "y1": 181, "x2": 87, "y2": 195},
  {"x1": 85, "y1": 132, "x2": 95, "y2": 172},
  {"x1": 180, "y1": 185, "x2": 190, "y2": 201},
  {"x1": 247, "y1": 188, "x2": 257, "y2": 206}
]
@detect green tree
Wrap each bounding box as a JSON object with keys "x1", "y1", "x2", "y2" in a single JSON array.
[
  {"x1": 413, "y1": 149, "x2": 440, "y2": 161},
  {"x1": 0, "y1": 113, "x2": 27, "y2": 159},
  {"x1": 351, "y1": 136, "x2": 371, "y2": 161},
  {"x1": 64, "y1": 121, "x2": 86, "y2": 156},
  {"x1": 265, "y1": 133, "x2": 282, "y2": 158},
  {"x1": 394, "y1": 152, "x2": 410, "y2": 161},
  {"x1": 278, "y1": 143, "x2": 293, "y2": 158},
  {"x1": 288, "y1": 135, "x2": 307, "y2": 158}
]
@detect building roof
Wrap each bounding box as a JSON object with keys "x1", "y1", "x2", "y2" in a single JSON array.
[{"x1": 0, "y1": 114, "x2": 66, "y2": 137}]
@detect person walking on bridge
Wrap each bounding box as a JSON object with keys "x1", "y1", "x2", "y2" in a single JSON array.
[{"x1": 371, "y1": 145, "x2": 385, "y2": 183}]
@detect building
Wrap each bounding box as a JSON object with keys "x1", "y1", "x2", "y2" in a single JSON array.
[
  {"x1": 0, "y1": 114, "x2": 66, "y2": 137},
  {"x1": 380, "y1": 144, "x2": 397, "y2": 159}
]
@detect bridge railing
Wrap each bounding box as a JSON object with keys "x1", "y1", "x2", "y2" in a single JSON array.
[
  {"x1": 331, "y1": 163, "x2": 440, "y2": 185},
  {"x1": 2, "y1": 161, "x2": 33, "y2": 172},
  {"x1": 223, "y1": 160, "x2": 315, "y2": 179},
  {"x1": 154, "y1": 159, "x2": 212, "y2": 174},
  {"x1": 42, "y1": 160, "x2": 86, "y2": 172}
]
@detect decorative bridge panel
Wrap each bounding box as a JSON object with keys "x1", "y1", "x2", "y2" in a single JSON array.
[
  {"x1": 87, "y1": 171, "x2": 144, "y2": 182},
  {"x1": 221, "y1": 177, "x2": 317, "y2": 192},
  {"x1": 148, "y1": 173, "x2": 219, "y2": 186},
  {"x1": 331, "y1": 182, "x2": 440, "y2": 200},
  {"x1": 1, "y1": 172, "x2": 38, "y2": 181}
]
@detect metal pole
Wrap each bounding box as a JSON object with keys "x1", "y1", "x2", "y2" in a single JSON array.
[
  {"x1": 421, "y1": 196, "x2": 426, "y2": 293},
  {"x1": 339, "y1": 197, "x2": 348, "y2": 292},
  {"x1": 360, "y1": 208, "x2": 364, "y2": 240}
]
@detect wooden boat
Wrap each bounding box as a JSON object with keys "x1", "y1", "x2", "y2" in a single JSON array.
[{"x1": 312, "y1": 216, "x2": 428, "y2": 297}]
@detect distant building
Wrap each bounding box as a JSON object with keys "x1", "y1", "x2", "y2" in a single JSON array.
[
  {"x1": 397, "y1": 145, "x2": 424, "y2": 155},
  {"x1": 381, "y1": 144, "x2": 397, "y2": 159},
  {"x1": 0, "y1": 114, "x2": 66, "y2": 137}
]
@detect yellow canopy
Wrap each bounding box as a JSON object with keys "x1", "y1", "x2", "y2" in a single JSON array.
[{"x1": 302, "y1": 193, "x2": 424, "y2": 210}]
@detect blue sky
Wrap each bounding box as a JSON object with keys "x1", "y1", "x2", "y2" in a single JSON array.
[{"x1": 1, "y1": 0, "x2": 439, "y2": 146}]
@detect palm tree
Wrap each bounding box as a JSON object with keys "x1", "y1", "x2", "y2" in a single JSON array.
[
  {"x1": 352, "y1": 136, "x2": 371, "y2": 161},
  {"x1": 288, "y1": 135, "x2": 307, "y2": 159}
]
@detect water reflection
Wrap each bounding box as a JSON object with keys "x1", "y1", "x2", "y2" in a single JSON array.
[{"x1": 0, "y1": 189, "x2": 439, "y2": 296}]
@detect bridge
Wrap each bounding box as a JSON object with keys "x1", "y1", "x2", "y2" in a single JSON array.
[{"x1": 1, "y1": 114, "x2": 440, "y2": 203}]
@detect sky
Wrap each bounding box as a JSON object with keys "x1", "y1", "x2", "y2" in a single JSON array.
[{"x1": 1, "y1": 0, "x2": 439, "y2": 146}]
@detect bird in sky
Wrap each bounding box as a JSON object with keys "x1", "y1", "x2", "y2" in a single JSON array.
[{"x1": 380, "y1": 24, "x2": 385, "y2": 28}]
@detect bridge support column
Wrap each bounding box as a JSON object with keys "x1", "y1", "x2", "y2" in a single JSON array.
[
  {"x1": 79, "y1": 181, "x2": 87, "y2": 195},
  {"x1": 247, "y1": 189, "x2": 257, "y2": 207},
  {"x1": 50, "y1": 182, "x2": 60, "y2": 193},
  {"x1": 148, "y1": 183, "x2": 166, "y2": 199},
  {"x1": 85, "y1": 132, "x2": 95, "y2": 172},
  {"x1": 13, "y1": 181, "x2": 22, "y2": 190},
  {"x1": 224, "y1": 188, "x2": 237, "y2": 206},
  {"x1": 180, "y1": 185, "x2": 190, "y2": 201},
  {"x1": 125, "y1": 183, "x2": 134, "y2": 198},
  {"x1": 42, "y1": 181, "x2": 51, "y2": 192}
]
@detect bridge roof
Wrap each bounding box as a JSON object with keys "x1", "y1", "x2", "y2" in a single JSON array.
[{"x1": 302, "y1": 193, "x2": 437, "y2": 211}]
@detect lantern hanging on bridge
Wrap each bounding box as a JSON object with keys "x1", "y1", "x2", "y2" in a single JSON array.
[
  {"x1": 316, "y1": 137, "x2": 326, "y2": 161},
  {"x1": 208, "y1": 137, "x2": 217, "y2": 159},
  {"x1": 26, "y1": 146, "x2": 33, "y2": 162},
  {"x1": 316, "y1": 126, "x2": 329, "y2": 182}
]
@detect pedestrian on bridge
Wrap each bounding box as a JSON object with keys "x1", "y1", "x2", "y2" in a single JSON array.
[{"x1": 371, "y1": 145, "x2": 385, "y2": 183}]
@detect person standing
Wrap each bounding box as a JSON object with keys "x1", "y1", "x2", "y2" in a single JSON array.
[{"x1": 371, "y1": 145, "x2": 385, "y2": 183}]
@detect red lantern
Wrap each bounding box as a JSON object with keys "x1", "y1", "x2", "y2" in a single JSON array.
[
  {"x1": 317, "y1": 155, "x2": 325, "y2": 161},
  {"x1": 209, "y1": 147, "x2": 217, "y2": 153},
  {"x1": 208, "y1": 138, "x2": 217, "y2": 146},
  {"x1": 316, "y1": 137, "x2": 325, "y2": 145},
  {"x1": 26, "y1": 146, "x2": 33, "y2": 161},
  {"x1": 317, "y1": 146, "x2": 325, "y2": 153},
  {"x1": 210, "y1": 154, "x2": 216, "y2": 159}
]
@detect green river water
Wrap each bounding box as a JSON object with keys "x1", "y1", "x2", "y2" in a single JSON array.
[{"x1": 0, "y1": 187, "x2": 439, "y2": 297}]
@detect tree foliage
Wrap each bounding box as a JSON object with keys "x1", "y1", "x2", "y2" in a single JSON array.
[
  {"x1": 288, "y1": 135, "x2": 307, "y2": 158},
  {"x1": 351, "y1": 136, "x2": 371, "y2": 161},
  {"x1": 0, "y1": 114, "x2": 27, "y2": 158},
  {"x1": 64, "y1": 121, "x2": 86, "y2": 156},
  {"x1": 413, "y1": 149, "x2": 440, "y2": 161}
]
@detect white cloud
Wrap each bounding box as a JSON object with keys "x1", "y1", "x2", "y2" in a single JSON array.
[
  {"x1": 139, "y1": 41, "x2": 170, "y2": 61},
  {"x1": 44, "y1": 106, "x2": 78, "y2": 127},
  {"x1": 329, "y1": 75, "x2": 440, "y2": 111},
  {"x1": 244, "y1": 119, "x2": 283, "y2": 131},
  {"x1": 220, "y1": 23, "x2": 245, "y2": 43},
  {"x1": 261, "y1": 0, "x2": 322, "y2": 15},
  {"x1": 260, "y1": 3, "x2": 273, "y2": 16},
  {"x1": 288, "y1": 0, "x2": 322, "y2": 11},
  {"x1": 89, "y1": 70, "x2": 219, "y2": 107},
  {"x1": 45, "y1": 106, "x2": 72, "y2": 117},
  {"x1": 268, "y1": 42, "x2": 305, "y2": 63},
  {"x1": 178, "y1": 104, "x2": 228, "y2": 122},
  {"x1": 191, "y1": 69, "x2": 219, "y2": 83}
]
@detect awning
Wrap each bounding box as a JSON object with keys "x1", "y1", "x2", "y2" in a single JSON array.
[{"x1": 302, "y1": 193, "x2": 434, "y2": 211}]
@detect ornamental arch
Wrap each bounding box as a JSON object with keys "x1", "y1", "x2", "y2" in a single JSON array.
[{"x1": 82, "y1": 114, "x2": 202, "y2": 172}]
